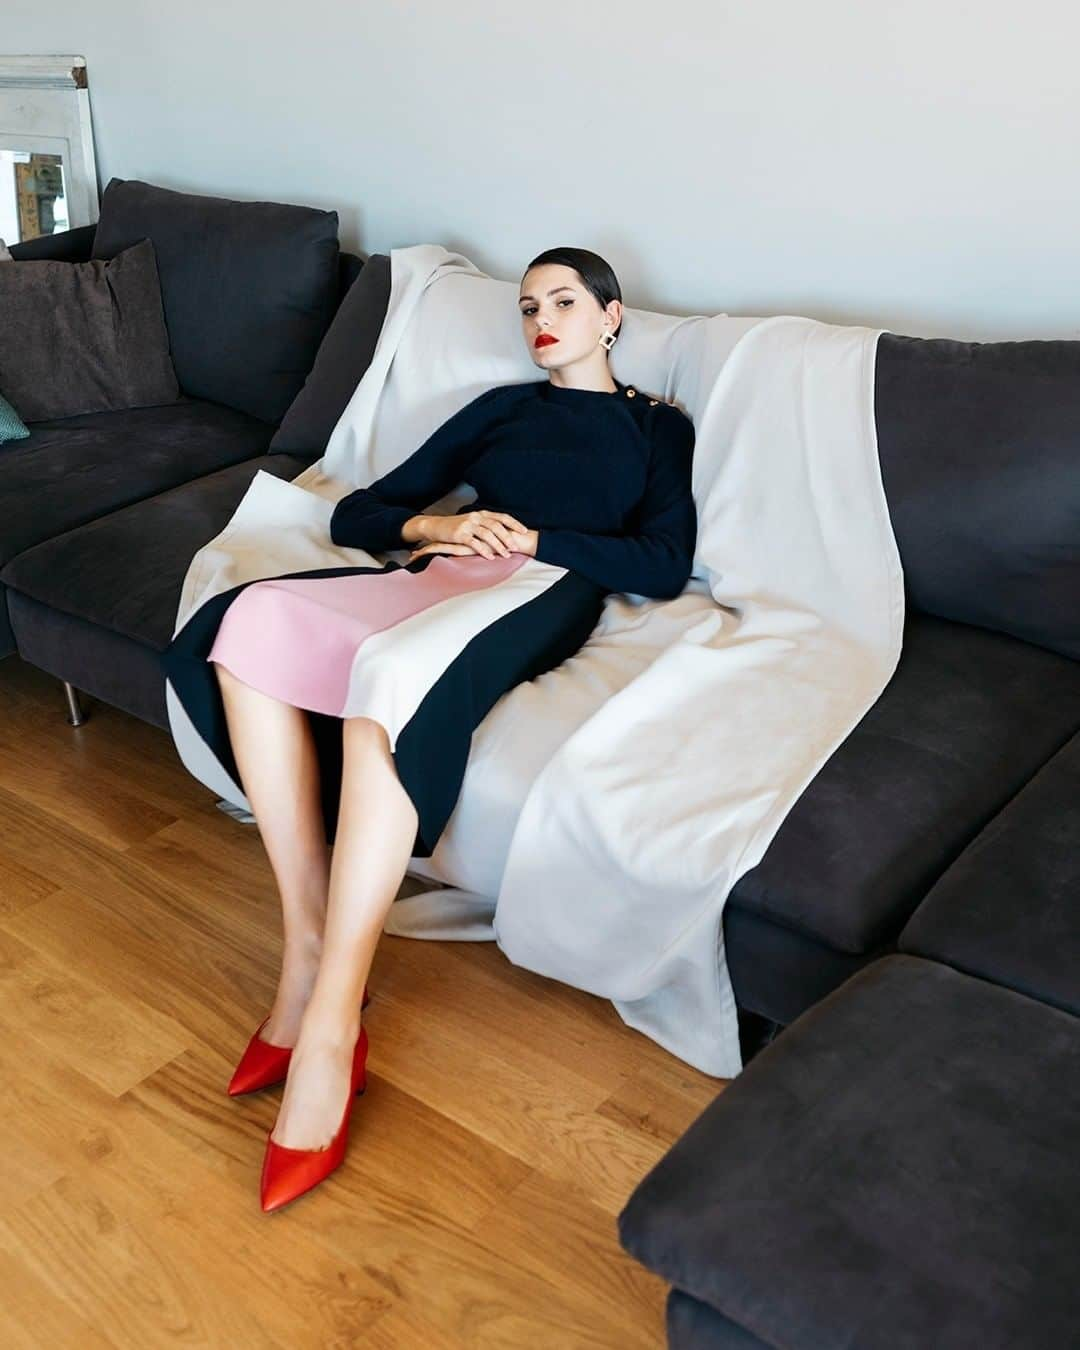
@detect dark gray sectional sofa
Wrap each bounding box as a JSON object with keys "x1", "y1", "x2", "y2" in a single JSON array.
[
  {"x1": 3, "y1": 179, "x2": 1077, "y2": 1345},
  {"x1": 3, "y1": 184, "x2": 1077, "y2": 1052}
]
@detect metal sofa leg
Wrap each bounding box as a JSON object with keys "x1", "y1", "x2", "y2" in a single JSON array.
[{"x1": 62, "y1": 681, "x2": 87, "y2": 727}]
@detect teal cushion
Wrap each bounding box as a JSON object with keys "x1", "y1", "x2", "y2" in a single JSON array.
[{"x1": 0, "y1": 392, "x2": 29, "y2": 444}]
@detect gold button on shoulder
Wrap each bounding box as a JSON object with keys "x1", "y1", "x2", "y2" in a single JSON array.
[
  {"x1": 626, "y1": 387, "x2": 636, "y2": 397},
  {"x1": 648, "y1": 398, "x2": 658, "y2": 406}
]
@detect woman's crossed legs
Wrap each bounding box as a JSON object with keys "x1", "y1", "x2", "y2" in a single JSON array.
[{"x1": 214, "y1": 662, "x2": 419, "y2": 1151}]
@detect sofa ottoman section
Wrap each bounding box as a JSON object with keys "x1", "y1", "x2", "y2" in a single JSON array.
[{"x1": 619, "y1": 954, "x2": 1080, "y2": 1350}]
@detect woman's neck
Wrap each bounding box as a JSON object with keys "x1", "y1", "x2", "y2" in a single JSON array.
[{"x1": 547, "y1": 356, "x2": 617, "y2": 395}]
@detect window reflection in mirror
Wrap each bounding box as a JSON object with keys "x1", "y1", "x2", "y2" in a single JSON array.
[{"x1": 0, "y1": 150, "x2": 69, "y2": 243}]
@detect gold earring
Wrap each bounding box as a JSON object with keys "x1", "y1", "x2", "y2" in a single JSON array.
[{"x1": 599, "y1": 330, "x2": 617, "y2": 350}]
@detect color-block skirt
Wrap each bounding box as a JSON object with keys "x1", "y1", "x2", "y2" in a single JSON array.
[{"x1": 162, "y1": 552, "x2": 606, "y2": 857}]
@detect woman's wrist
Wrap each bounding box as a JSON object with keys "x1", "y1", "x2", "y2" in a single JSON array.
[{"x1": 401, "y1": 514, "x2": 430, "y2": 544}]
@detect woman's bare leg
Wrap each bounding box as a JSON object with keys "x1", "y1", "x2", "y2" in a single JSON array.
[
  {"x1": 214, "y1": 662, "x2": 332, "y2": 1046},
  {"x1": 270, "y1": 714, "x2": 419, "y2": 1151}
]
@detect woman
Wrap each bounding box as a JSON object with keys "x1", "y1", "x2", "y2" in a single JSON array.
[{"x1": 204, "y1": 246, "x2": 698, "y2": 1212}]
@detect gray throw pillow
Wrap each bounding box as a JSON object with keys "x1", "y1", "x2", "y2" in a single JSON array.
[
  {"x1": 269, "y1": 252, "x2": 391, "y2": 454},
  {"x1": 0, "y1": 237, "x2": 179, "y2": 422}
]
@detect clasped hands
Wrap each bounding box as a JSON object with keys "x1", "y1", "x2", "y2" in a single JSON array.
[{"x1": 404, "y1": 508, "x2": 538, "y2": 563}]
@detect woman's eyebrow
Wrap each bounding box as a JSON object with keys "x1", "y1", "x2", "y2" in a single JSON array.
[{"x1": 518, "y1": 286, "x2": 577, "y2": 304}]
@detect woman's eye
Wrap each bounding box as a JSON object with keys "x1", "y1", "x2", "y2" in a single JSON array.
[{"x1": 520, "y1": 299, "x2": 573, "y2": 317}]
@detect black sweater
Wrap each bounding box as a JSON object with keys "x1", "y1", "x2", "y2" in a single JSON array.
[{"x1": 329, "y1": 377, "x2": 698, "y2": 599}]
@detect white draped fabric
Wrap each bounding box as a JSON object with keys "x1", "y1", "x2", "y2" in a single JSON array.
[{"x1": 167, "y1": 244, "x2": 904, "y2": 1077}]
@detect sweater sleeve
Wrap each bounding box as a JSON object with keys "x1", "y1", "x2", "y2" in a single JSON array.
[
  {"x1": 533, "y1": 403, "x2": 698, "y2": 599},
  {"x1": 329, "y1": 385, "x2": 507, "y2": 552}
]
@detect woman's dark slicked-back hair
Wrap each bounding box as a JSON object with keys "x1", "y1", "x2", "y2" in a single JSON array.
[{"x1": 522, "y1": 247, "x2": 623, "y2": 339}]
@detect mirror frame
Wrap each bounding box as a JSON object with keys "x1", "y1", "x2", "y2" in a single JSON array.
[{"x1": 0, "y1": 54, "x2": 99, "y2": 242}]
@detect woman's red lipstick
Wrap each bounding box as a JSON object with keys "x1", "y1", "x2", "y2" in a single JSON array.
[{"x1": 534, "y1": 334, "x2": 559, "y2": 348}]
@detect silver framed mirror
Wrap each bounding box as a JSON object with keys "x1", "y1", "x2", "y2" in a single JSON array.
[{"x1": 0, "y1": 55, "x2": 99, "y2": 246}]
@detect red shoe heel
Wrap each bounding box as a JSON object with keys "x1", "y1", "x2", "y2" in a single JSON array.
[
  {"x1": 227, "y1": 984, "x2": 370, "y2": 1097},
  {"x1": 259, "y1": 1025, "x2": 369, "y2": 1214}
]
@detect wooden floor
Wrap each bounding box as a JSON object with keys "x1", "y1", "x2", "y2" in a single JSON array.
[{"x1": 0, "y1": 657, "x2": 728, "y2": 1348}]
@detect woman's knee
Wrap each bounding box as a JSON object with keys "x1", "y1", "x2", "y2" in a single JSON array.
[
  {"x1": 342, "y1": 717, "x2": 415, "y2": 810},
  {"x1": 213, "y1": 660, "x2": 252, "y2": 711},
  {"x1": 342, "y1": 715, "x2": 392, "y2": 755},
  {"x1": 214, "y1": 661, "x2": 302, "y2": 721}
]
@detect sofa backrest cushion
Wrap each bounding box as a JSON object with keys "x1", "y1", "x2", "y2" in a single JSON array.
[
  {"x1": 875, "y1": 333, "x2": 1080, "y2": 660},
  {"x1": 7, "y1": 222, "x2": 96, "y2": 264},
  {"x1": 91, "y1": 178, "x2": 340, "y2": 424},
  {"x1": 268, "y1": 252, "x2": 391, "y2": 456}
]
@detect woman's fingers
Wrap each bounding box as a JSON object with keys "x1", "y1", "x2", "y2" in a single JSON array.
[
  {"x1": 464, "y1": 529, "x2": 496, "y2": 558},
  {"x1": 475, "y1": 524, "x2": 510, "y2": 557},
  {"x1": 488, "y1": 510, "x2": 527, "y2": 533},
  {"x1": 480, "y1": 515, "x2": 533, "y2": 554},
  {"x1": 474, "y1": 509, "x2": 527, "y2": 535},
  {"x1": 407, "y1": 541, "x2": 475, "y2": 560},
  {"x1": 409, "y1": 517, "x2": 530, "y2": 564}
]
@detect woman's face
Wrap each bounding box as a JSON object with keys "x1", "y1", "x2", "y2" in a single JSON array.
[{"x1": 518, "y1": 263, "x2": 620, "y2": 371}]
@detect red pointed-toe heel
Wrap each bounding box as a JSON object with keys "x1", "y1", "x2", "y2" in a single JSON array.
[
  {"x1": 259, "y1": 1025, "x2": 369, "y2": 1214},
  {"x1": 227, "y1": 984, "x2": 370, "y2": 1097}
]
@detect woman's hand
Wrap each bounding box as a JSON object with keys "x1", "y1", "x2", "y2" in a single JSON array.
[
  {"x1": 406, "y1": 529, "x2": 539, "y2": 563},
  {"x1": 407, "y1": 509, "x2": 537, "y2": 562},
  {"x1": 406, "y1": 530, "x2": 539, "y2": 563}
]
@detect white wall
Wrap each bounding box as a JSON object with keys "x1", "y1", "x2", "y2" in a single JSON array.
[{"x1": 5, "y1": 1, "x2": 1078, "y2": 339}]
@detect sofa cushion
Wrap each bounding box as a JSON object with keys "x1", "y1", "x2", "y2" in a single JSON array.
[
  {"x1": 269, "y1": 252, "x2": 391, "y2": 455},
  {"x1": 875, "y1": 332, "x2": 1080, "y2": 660},
  {"x1": 619, "y1": 955, "x2": 1080, "y2": 1350},
  {"x1": 0, "y1": 237, "x2": 179, "y2": 421},
  {"x1": 2, "y1": 453, "x2": 314, "y2": 651},
  {"x1": 91, "y1": 177, "x2": 339, "y2": 423},
  {"x1": 728, "y1": 612, "x2": 1080, "y2": 954},
  {"x1": 898, "y1": 728, "x2": 1079, "y2": 1015},
  {"x1": 0, "y1": 398, "x2": 275, "y2": 571}
]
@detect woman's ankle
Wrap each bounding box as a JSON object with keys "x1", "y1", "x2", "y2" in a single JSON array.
[
  {"x1": 282, "y1": 921, "x2": 325, "y2": 965},
  {"x1": 264, "y1": 940, "x2": 323, "y2": 1040},
  {"x1": 297, "y1": 993, "x2": 363, "y2": 1052}
]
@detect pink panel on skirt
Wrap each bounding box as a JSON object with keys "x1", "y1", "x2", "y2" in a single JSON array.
[{"x1": 207, "y1": 553, "x2": 528, "y2": 716}]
